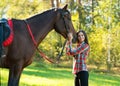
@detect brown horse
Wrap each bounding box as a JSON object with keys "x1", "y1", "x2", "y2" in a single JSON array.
[{"x1": 0, "y1": 5, "x2": 76, "y2": 86}]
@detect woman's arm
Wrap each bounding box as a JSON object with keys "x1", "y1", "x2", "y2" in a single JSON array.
[{"x1": 66, "y1": 42, "x2": 89, "y2": 56}]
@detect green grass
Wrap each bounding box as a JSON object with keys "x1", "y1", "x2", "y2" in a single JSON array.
[{"x1": 0, "y1": 63, "x2": 120, "y2": 86}]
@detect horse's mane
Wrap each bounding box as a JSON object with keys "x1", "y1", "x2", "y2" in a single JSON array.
[{"x1": 28, "y1": 8, "x2": 59, "y2": 20}]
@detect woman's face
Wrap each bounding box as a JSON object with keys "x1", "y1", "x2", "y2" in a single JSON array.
[{"x1": 78, "y1": 32, "x2": 85, "y2": 43}]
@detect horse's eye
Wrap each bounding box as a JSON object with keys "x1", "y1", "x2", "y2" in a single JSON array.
[
  {"x1": 64, "y1": 12, "x2": 68, "y2": 15},
  {"x1": 62, "y1": 12, "x2": 68, "y2": 17},
  {"x1": 62, "y1": 11, "x2": 71, "y2": 20}
]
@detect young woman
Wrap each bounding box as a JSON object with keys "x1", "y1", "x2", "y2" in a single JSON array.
[{"x1": 66, "y1": 30, "x2": 90, "y2": 86}]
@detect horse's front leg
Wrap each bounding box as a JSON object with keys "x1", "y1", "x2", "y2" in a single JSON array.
[{"x1": 8, "y1": 65, "x2": 23, "y2": 86}]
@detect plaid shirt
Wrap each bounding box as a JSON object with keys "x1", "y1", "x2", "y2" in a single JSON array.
[{"x1": 66, "y1": 41, "x2": 90, "y2": 74}]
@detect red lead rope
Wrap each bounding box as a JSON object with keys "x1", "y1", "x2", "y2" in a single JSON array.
[{"x1": 25, "y1": 21, "x2": 55, "y2": 64}]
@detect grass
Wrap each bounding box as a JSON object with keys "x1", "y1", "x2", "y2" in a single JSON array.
[{"x1": 0, "y1": 62, "x2": 120, "y2": 86}]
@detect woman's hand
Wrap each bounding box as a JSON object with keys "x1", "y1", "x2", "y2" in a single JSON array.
[{"x1": 67, "y1": 33, "x2": 73, "y2": 42}]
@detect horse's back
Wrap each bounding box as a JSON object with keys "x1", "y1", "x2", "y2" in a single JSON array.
[{"x1": 5, "y1": 19, "x2": 35, "y2": 68}]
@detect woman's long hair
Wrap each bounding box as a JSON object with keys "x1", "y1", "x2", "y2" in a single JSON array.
[{"x1": 77, "y1": 30, "x2": 89, "y2": 45}]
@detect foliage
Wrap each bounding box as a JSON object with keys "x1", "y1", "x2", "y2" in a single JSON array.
[
  {"x1": 88, "y1": 27, "x2": 107, "y2": 69},
  {"x1": 0, "y1": 0, "x2": 120, "y2": 71},
  {"x1": 69, "y1": 0, "x2": 120, "y2": 70},
  {"x1": 38, "y1": 30, "x2": 65, "y2": 59},
  {"x1": 0, "y1": 0, "x2": 51, "y2": 19}
]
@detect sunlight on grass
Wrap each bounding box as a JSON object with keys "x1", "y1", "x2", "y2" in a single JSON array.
[
  {"x1": 1, "y1": 66, "x2": 120, "y2": 86},
  {"x1": 89, "y1": 72, "x2": 120, "y2": 86},
  {"x1": 21, "y1": 75, "x2": 74, "y2": 86},
  {"x1": 0, "y1": 68, "x2": 9, "y2": 85},
  {"x1": 20, "y1": 67, "x2": 74, "y2": 86}
]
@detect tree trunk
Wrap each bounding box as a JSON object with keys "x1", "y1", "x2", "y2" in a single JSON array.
[
  {"x1": 92, "y1": 0, "x2": 95, "y2": 24},
  {"x1": 77, "y1": 0, "x2": 82, "y2": 29},
  {"x1": 56, "y1": 0, "x2": 60, "y2": 8},
  {"x1": 51, "y1": 0, "x2": 55, "y2": 7},
  {"x1": 106, "y1": 16, "x2": 112, "y2": 72},
  {"x1": 66, "y1": 0, "x2": 69, "y2": 3},
  {"x1": 118, "y1": 0, "x2": 120, "y2": 7},
  {"x1": 78, "y1": 0, "x2": 82, "y2": 5}
]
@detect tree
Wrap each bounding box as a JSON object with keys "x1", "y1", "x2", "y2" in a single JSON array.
[{"x1": 51, "y1": 0, "x2": 55, "y2": 7}]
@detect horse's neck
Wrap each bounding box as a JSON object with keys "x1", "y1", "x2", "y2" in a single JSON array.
[{"x1": 27, "y1": 12, "x2": 56, "y2": 44}]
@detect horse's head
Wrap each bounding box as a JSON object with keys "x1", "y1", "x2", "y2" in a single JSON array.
[{"x1": 54, "y1": 4, "x2": 76, "y2": 42}]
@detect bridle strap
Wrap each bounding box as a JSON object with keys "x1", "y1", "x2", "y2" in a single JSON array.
[
  {"x1": 56, "y1": 39, "x2": 67, "y2": 62},
  {"x1": 24, "y1": 11, "x2": 71, "y2": 63},
  {"x1": 24, "y1": 20, "x2": 55, "y2": 64},
  {"x1": 62, "y1": 13, "x2": 70, "y2": 33},
  {"x1": 56, "y1": 12, "x2": 70, "y2": 62}
]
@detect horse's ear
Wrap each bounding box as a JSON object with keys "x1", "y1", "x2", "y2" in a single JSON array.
[{"x1": 63, "y1": 4, "x2": 68, "y2": 10}]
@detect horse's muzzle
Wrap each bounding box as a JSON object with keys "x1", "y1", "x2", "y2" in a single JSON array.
[{"x1": 72, "y1": 35, "x2": 77, "y2": 43}]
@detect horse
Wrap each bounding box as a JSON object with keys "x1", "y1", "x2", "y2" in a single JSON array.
[{"x1": 0, "y1": 5, "x2": 76, "y2": 86}]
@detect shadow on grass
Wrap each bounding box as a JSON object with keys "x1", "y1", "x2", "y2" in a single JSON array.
[
  {"x1": 89, "y1": 72, "x2": 120, "y2": 86},
  {"x1": 23, "y1": 65, "x2": 72, "y2": 79}
]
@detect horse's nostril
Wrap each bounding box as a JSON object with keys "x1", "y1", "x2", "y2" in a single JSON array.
[{"x1": 72, "y1": 35, "x2": 77, "y2": 43}]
